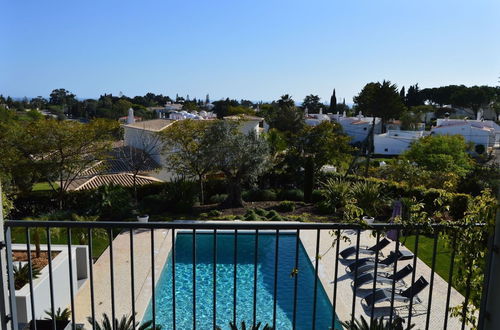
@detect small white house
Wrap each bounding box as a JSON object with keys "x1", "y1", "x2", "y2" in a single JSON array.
[
  {"x1": 374, "y1": 130, "x2": 427, "y2": 155},
  {"x1": 305, "y1": 113, "x2": 331, "y2": 126},
  {"x1": 330, "y1": 112, "x2": 382, "y2": 144},
  {"x1": 223, "y1": 114, "x2": 265, "y2": 136},
  {"x1": 432, "y1": 119, "x2": 500, "y2": 149}
]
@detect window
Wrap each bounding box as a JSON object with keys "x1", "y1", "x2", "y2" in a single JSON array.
[
  {"x1": 384, "y1": 148, "x2": 388, "y2": 152},
  {"x1": 363, "y1": 127, "x2": 367, "y2": 131}
]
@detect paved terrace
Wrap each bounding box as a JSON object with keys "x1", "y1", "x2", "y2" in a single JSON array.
[
  {"x1": 74, "y1": 229, "x2": 172, "y2": 326},
  {"x1": 300, "y1": 229, "x2": 471, "y2": 329}
]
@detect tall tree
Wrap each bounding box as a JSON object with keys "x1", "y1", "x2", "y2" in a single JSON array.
[
  {"x1": 399, "y1": 86, "x2": 406, "y2": 103},
  {"x1": 329, "y1": 89, "x2": 337, "y2": 112},
  {"x1": 261, "y1": 95, "x2": 304, "y2": 133},
  {"x1": 302, "y1": 94, "x2": 322, "y2": 113},
  {"x1": 353, "y1": 80, "x2": 406, "y2": 126},
  {"x1": 205, "y1": 121, "x2": 270, "y2": 207},
  {"x1": 293, "y1": 121, "x2": 351, "y2": 201},
  {"x1": 160, "y1": 120, "x2": 216, "y2": 204}
]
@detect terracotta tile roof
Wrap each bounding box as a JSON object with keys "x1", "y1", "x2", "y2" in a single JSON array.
[{"x1": 69, "y1": 173, "x2": 162, "y2": 191}]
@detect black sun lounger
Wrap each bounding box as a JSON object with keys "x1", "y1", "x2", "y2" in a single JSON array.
[
  {"x1": 346, "y1": 250, "x2": 414, "y2": 274},
  {"x1": 340, "y1": 237, "x2": 391, "y2": 259},
  {"x1": 353, "y1": 264, "x2": 413, "y2": 289},
  {"x1": 363, "y1": 276, "x2": 429, "y2": 308}
]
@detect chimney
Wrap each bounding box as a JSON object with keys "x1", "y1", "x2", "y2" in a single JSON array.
[
  {"x1": 319, "y1": 108, "x2": 323, "y2": 115},
  {"x1": 127, "y1": 108, "x2": 135, "y2": 124}
]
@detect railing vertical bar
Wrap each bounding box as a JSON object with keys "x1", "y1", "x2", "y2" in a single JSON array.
[
  {"x1": 87, "y1": 228, "x2": 96, "y2": 329},
  {"x1": 213, "y1": 229, "x2": 217, "y2": 330},
  {"x1": 425, "y1": 231, "x2": 439, "y2": 329},
  {"x1": 0, "y1": 239, "x2": 8, "y2": 330},
  {"x1": 25, "y1": 228, "x2": 37, "y2": 330},
  {"x1": 129, "y1": 229, "x2": 135, "y2": 326},
  {"x1": 233, "y1": 229, "x2": 238, "y2": 324},
  {"x1": 272, "y1": 229, "x2": 279, "y2": 330},
  {"x1": 151, "y1": 229, "x2": 156, "y2": 329},
  {"x1": 108, "y1": 228, "x2": 115, "y2": 330},
  {"x1": 171, "y1": 229, "x2": 176, "y2": 330},
  {"x1": 443, "y1": 231, "x2": 457, "y2": 329},
  {"x1": 67, "y1": 228, "x2": 76, "y2": 330},
  {"x1": 461, "y1": 262, "x2": 473, "y2": 330},
  {"x1": 5, "y1": 227, "x2": 18, "y2": 330},
  {"x1": 388, "y1": 229, "x2": 401, "y2": 324},
  {"x1": 332, "y1": 229, "x2": 340, "y2": 330},
  {"x1": 312, "y1": 229, "x2": 321, "y2": 330},
  {"x1": 192, "y1": 229, "x2": 197, "y2": 330},
  {"x1": 407, "y1": 231, "x2": 420, "y2": 327},
  {"x1": 252, "y1": 230, "x2": 259, "y2": 327},
  {"x1": 46, "y1": 227, "x2": 56, "y2": 330},
  {"x1": 369, "y1": 231, "x2": 381, "y2": 326},
  {"x1": 292, "y1": 229, "x2": 300, "y2": 330},
  {"x1": 350, "y1": 229, "x2": 361, "y2": 325}
]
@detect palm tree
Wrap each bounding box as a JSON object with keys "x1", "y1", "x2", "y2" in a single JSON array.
[
  {"x1": 216, "y1": 321, "x2": 273, "y2": 330},
  {"x1": 340, "y1": 315, "x2": 414, "y2": 330}
]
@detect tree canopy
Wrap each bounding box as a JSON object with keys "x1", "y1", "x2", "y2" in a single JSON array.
[{"x1": 353, "y1": 81, "x2": 406, "y2": 124}]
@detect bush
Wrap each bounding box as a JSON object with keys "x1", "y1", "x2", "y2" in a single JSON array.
[
  {"x1": 140, "y1": 194, "x2": 167, "y2": 214},
  {"x1": 277, "y1": 189, "x2": 304, "y2": 201},
  {"x1": 266, "y1": 210, "x2": 280, "y2": 219},
  {"x1": 318, "y1": 178, "x2": 352, "y2": 214},
  {"x1": 270, "y1": 214, "x2": 283, "y2": 221},
  {"x1": 276, "y1": 201, "x2": 295, "y2": 212},
  {"x1": 94, "y1": 184, "x2": 133, "y2": 221},
  {"x1": 242, "y1": 189, "x2": 277, "y2": 202},
  {"x1": 254, "y1": 208, "x2": 268, "y2": 217},
  {"x1": 162, "y1": 179, "x2": 198, "y2": 213},
  {"x1": 208, "y1": 209, "x2": 222, "y2": 217},
  {"x1": 350, "y1": 181, "x2": 389, "y2": 216},
  {"x1": 209, "y1": 194, "x2": 228, "y2": 204},
  {"x1": 311, "y1": 189, "x2": 325, "y2": 203},
  {"x1": 244, "y1": 209, "x2": 260, "y2": 221}
]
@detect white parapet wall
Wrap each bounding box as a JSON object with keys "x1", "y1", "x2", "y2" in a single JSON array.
[{"x1": 13, "y1": 244, "x2": 89, "y2": 324}]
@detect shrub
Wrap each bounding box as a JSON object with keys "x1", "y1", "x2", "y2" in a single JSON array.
[
  {"x1": 350, "y1": 181, "x2": 389, "y2": 216},
  {"x1": 318, "y1": 178, "x2": 352, "y2": 214},
  {"x1": 277, "y1": 189, "x2": 304, "y2": 201},
  {"x1": 266, "y1": 210, "x2": 280, "y2": 219},
  {"x1": 242, "y1": 189, "x2": 277, "y2": 202},
  {"x1": 140, "y1": 194, "x2": 167, "y2": 214},
  {"x1": 209, "y1": 194, "x2": 228, "y2": 204},
  {"x1": 311, "y1": 190, "x2": 325, "y2": 203},
  {"x1": 254, "y1": 208, "x2": 268, "y2": 217},
  {"x1": 94, "y1": 184, "x2": 133, "y2": 221},
  {"x1": 244, "y1": 209, "x2": 260, "y2": 221},
  {"x1": 162, "y1": 178, "x2": 198, "y2": 213},
  {"x1": 276, "y1": 201, "x2": 295, "y2": 212},
  {"x1": 208, "y1": 209, "x2": 222, "y2": 217},
  {"x1": 270, "y1": 214, "x2": 283, "y2": 221},
  {"x1": 14, "y1": 262, "x2": 41, "y2": 290},
  {"x1": 44, "y1": 307, "x2": 71, "y2": 322}
]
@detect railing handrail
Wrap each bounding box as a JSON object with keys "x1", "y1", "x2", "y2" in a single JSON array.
[{"x1": 3, "y1": 220, "x2": 486, "y2": 230}]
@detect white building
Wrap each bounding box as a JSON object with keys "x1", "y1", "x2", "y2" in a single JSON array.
[
  {"x1": 223, "y1": 114, "x2": 265, "y2": 136},
  {"x1": 432, "y1": 119, "x2": 500, "y2": 150},
  {"x1": 330, "y1": 112, "x2": 382, "y2": 144},
  {"x1": 305, "y1": 112, "x2": 331, "y2": 126},
  {"x1": 374, "y1": 130, "x2": 427, "y2": 155}
]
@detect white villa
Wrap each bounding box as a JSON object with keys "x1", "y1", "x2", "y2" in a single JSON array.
[
  {"x1": 431, "y1": 119, "x2": 500, "y2": 150},
  {"x1": 330, "y1": 112, "x2": 382, "y2": 144},
  {"x1": 374, "y1": 130, "x2": 428, "y2": 156}
]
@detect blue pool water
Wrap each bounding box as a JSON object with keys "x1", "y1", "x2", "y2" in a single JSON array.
[{"x1": 143, "y1": 232, "x2": 341, "y2": 329}]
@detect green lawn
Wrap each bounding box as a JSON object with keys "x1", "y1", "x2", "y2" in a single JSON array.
[
  {"x1": 402, "y1": 234, "x2": 462, "y2": 294},
  {"x1": 32, "y1": 182, "x2": 58, "y2": 192},
  {"x1": 9, "y1": 226, "x2": 114, "y2": 259}
]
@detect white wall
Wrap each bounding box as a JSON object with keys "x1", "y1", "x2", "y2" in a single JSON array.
[
  {"x1": 14, "y1": 245, "x2": 89, "y2": 324},
  {"x1": 123, "y1": 127, "x2": 163, "y2": 165},
  {"x1": 374, "y1": 135, "x2": 415, "y2": 155}
]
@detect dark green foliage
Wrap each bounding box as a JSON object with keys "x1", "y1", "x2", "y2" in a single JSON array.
[
  {"x1": 209, "y1": 194, "x2": 228, "y2": 204},
  {"x1": 44, "y1": 308, "x2": 71, "y2": 322},
  {"x1": 277, "y1": 189, "x2": 304, "y2": 201},
  {"x1": 14, "y1": 262, "x2": 41, "y2": 290},
  {"x1": 265, "y1": 210, "x2": 280, "y2": 219},
  {"x1": 207, "y1": 209, "x2": 222, "y2": 217},
  {"x1": 311, "y1": 189, "x2": 325, "y2": 203},
  {"x1": 254, "y1": 208, "x2": 268, "y2": 217},
  {"x1": 350, "y1": 181, "x2": 389, "y2": 216},
  {"x1": 88, "y1": 314, "x2": 160, "y2": 330},
  {"x1": 242, "y1": 189, "x2": 277, "y2": 202},
  {"x1": 94, "y1": 184, "x2": 133, "y2": 221},
  {"x1": 140, "y1": 195, "x2": 166, "y2": 214},
  {"x1": 161, "y1": 178, "x2": 198, "y2": 213},
  {"x1": 244, "y1": 209, "x2": 261, "y2": 221},
  {"x1": 341, "y1": 315, "x2": 414, "y2": 329},
  {"x1": 276, "y1": 201, "x2": 295, "y2": 212},
  {"x1": 216, "y1": 320, "x2": 273, "y2": 330}
]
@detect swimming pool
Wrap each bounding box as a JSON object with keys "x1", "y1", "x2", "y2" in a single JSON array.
[{"x1": 143, "y1": 232, "x2": 341, "y2": 329}]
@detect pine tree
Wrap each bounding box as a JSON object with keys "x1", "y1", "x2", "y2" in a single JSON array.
[{"x1": 329, "y1": 89, "x2": 337, "y2": 112}]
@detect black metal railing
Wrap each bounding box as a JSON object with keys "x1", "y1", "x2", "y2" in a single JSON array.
[{"x1": 0, "y1": 220, "x2": 494, "y2": 330}]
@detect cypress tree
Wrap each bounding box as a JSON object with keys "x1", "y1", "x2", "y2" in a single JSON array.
[
  {"x1": 400, "y1": 86, "x2": 406, "y2": 103},
  {"x1": 329, "y1": 89, "x2": 337, "y2": 112}
]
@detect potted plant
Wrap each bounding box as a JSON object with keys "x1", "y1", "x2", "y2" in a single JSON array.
[
  {"x1": 137, "y1": 214, "x2": 149, "y2": 223},
  {"x1": 362, "y1": 216, "x2": 375, "y2": 224},
  {"x1": 29, "y1": 308, "x2": 71, "y2": 330}
]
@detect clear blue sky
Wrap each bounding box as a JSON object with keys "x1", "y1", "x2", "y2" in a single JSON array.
[{"x1": 1, "y1": 0, "x2": 499, "y2": 103}]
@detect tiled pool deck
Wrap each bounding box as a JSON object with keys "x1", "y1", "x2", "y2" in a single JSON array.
[{"x1": 74, "y1": 222, "x2": 472, "y2": 329}]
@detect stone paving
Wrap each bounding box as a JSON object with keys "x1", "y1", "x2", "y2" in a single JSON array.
[
  {"x1": 74, "y1": 228, "x2": 172, "y2": 326},
  {"x1": 299, "y1": 229, "x2": 472, "y2": 329}
]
